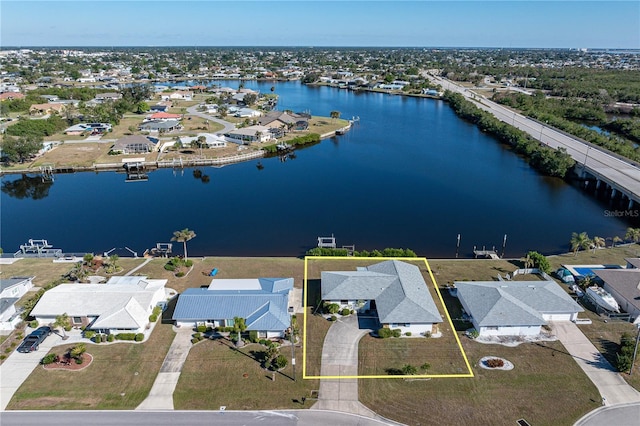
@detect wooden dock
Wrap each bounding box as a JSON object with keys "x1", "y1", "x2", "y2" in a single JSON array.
[{"x1": 473, "y1": 246, "x2": 500, "y2": 259}]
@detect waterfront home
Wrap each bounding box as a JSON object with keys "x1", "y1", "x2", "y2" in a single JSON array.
[
  {"x1": 172, "y1": 277, "x2": 294, "y2": 339},
  {"x1": 454, "y1": 280, "x2": 583, "y2": 337},
  {"x1": 30, "y1": 276, "x2": 167, "y2": 334},
  {"x1": 594, "y1": 267, "x2": 640, "y2": 324},
  {"x1": 161, "y1": 90, "x2": 193, "y2": 101},
  {"x1": 138, "y1": 119, "x2": 181, "y2": 133},
  {"x1": 321, "y1": 260, "x2": 442, "y2": 336},
  {"x1": 112, "y1": 135, "x2": 158, "y2": 154},
  {"x1": 64, "y1": 122, "x2": 112, "y2": 135},
  {"x1": 179, "y1": 133, "x2": 227, "y2": 148},
  {"x1": 1, "y1": 277, "x2": 35, "y2": 332},
  {"x1": 29, "y1": 102, "x2": 66, "y2": 115},
  {"x1": 234, "y1": 107, "x2": 262, "y2": 118},
  {"x1": 258, "y1": 111, "x2": 300, "y2": 129},
  {"x1": 224, "y1": 125, "x2": 272, "y2": 144}
]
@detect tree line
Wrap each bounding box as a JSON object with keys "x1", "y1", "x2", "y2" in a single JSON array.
[{"x1": 443, "y1": 91, "x2": 575, "y2": 178}]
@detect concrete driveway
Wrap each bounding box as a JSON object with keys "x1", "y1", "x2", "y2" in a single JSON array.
[
  {"x1": 312, "y1": 314, "x2": 380, "y2": 418},
  {"x1": 552, "y1": 322, "x2": 640, "y2": 405},
  {"x1": 574, "y1": 402, "x2": 640, "y2": 426},
  {"x1": 0, "y1": 331, "x2": 62, "y2": 410},
  {"x1": 186, "y1": 106, "x2": 236, "y2": 134}
]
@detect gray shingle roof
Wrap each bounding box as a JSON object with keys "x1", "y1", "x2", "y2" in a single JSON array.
[
  {"x1": 321, "y1": 260, "x2": 442, "y2": 324},
  {"x1": 455, "y1": 281, "x2": 583, "y2": 327},
  {"x1": 0, "y1": 297, "x2": 19, "y2": 315},
  {"x1": 595, "y1": 269, "x2": 640, "y2": 312},
  {"x1": 0, "y1": 277, "x2": 31, "y2": 293}
]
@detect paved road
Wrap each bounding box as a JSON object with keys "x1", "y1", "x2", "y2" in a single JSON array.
[
  {"x1": 552, "y1": 322, "x2": 640, "y2": 405},
  {"x1": 574, "y1": 402, "x2": 640, "y2": 426},
  {"x1": 312, "y1": 315, "x2": 380, "y2": 419},
  {"x1": 426, "y1": 74, "x2": 640, "y2": 204},
  {"x1": 0, "y1": 409, "x2": 398, "y2": 425},
  {"x1": 186, "y1": 106, "x2": 236, "y2": 134}
]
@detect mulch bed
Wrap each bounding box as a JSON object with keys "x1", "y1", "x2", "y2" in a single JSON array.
[{"x1": 43, "y1": 354, "x2": 93, "y2": 371}]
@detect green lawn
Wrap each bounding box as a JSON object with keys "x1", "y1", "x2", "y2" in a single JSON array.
[{"x1": 7, "y1": 323, "x2": 175, "y2": 410}]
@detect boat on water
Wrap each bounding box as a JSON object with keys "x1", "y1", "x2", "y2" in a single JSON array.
[{"x1": 586, "y1": 286, "x2": 620, "y2": 312}]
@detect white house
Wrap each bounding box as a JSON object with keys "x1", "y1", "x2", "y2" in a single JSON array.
[
  {"x1": 0, "y1": 277, "x2": 34, "y2": 333},
  {"x1": 224, "y1": 125, "x2": 272, "y2": 144},
  {"x1": 179, "y1": 133, "x2": 227, "y2": 148},
  {"x1": 321, "y1": 260, "x2": 442, "y2": 336},
  {"x1": 234, "y1": 107, "x2": 262, "y2": 118},
  {"x1": 172, "y1": 277, "x2": 293, "y2": 339},
  {"x1": 455, "y1": 280, "x2": 584, "y2": 337},
  {"x1": 30, "y1": 276, "x2": 166, "y2": 334},
  {"x1": 595, "y1": 267, "x2": 640, "y2": 324}
]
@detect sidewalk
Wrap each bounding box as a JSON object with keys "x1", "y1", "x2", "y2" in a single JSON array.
[{"x1": 136, "y1": 326, "x2": 193, "y2": 410}]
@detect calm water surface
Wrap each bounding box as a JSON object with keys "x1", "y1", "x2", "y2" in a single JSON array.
[{"x1": 0, "y1": 82, "x2": 631, "y2": 257}]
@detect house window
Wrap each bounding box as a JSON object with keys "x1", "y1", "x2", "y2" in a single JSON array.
[
  {"x1": 486, "y1": 326, "x2": 499, "y2": 331},
  {"x1": 340, "y1": 300, "x2": 348, "y2": 305},
  {"x1": 72, "y1": 316, "x2": 82, "y2": 325}
]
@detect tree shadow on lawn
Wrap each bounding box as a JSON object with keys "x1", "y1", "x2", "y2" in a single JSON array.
[{"x1": 306, "y1": 279, "x2": 322, "y2": 313}]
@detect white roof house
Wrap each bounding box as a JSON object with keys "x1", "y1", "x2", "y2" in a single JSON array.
[
  {"x1": 322, "y1": 260, "x2": 442, "y2": 336},
  {"x1": 224, "y1": 125, "x2": 272, "y2": 144},
  {"x1": 179, "y1": 133, "x2": 227, "y2": 148},
  {"x1": 455, "y1": 280, "x2": 583, "y2": 337},
  {"x1": 30, "y1": 276, "x2": 166, "y2": 333}
]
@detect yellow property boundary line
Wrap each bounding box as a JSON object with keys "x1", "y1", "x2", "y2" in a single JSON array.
[{"x1": 302, "y1": 256, "x2": 474, "y2": 379}]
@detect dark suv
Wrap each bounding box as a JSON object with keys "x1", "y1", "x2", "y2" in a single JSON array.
[
  {"x1": 28, "y1": 326, "x2": 52, "y2": 343},
  {"x1": 17, "y1": 336, "x2": 40, "y2": 353}
]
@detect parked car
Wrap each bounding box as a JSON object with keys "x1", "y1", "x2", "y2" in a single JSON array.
[
  {"x1": 28, "y1": 326, "x2": 52, "y2": 343},
  {"x1": 17, "y1": 336, "x2": 40, "y2": 353}
]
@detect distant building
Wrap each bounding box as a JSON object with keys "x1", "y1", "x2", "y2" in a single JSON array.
[
  {"x1": 112, "y1": 135, "x2": 158, "y2": 154},
  {"x1": 225, "y1": 125, "x2": 272, "y2": 144}
]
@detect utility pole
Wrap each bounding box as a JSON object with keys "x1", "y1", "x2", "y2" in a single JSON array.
[
  {"x1": 630, "y1": 325, "x2": 640, "y2": 375},
  {"x1": 290, "y1": 314, "x2": 296, "y2": 381},
  {"x1": 501, "y1": 234, "x2": 508, "y2": 258},
  {"x1": 455, "y1": 234, "x2": 461, "y2": 258}
]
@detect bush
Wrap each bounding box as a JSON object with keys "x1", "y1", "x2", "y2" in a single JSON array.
[
  {"x1": 420, "y1": 362, "x2": 431, "y2": 371},
  {"x1": 116, "y1": 333, "x2": 137, "y2": 340},
  {"x1": 405, "y1": 332, "x2": 412, "y2": 336},
  {"x1": 249, "y1": 330, "x2": 259, "y2": 343},
  {"x1": 84, "y1": 330, "x2": 95, "y2": 339},
  {"x1": 175, "y1": 272, "x2": 185, "y2": 277},
  {"x1": 107, "y1": 334, "x2": 114, "y2": 342},
  {"x1": 485, "y1": 358, "x2": 505, "y2": 368},
  {"x1": 468, "y1": 329, "x2": 480, "y2": 339},
  {"x1": 0, "y1": 355, "x2": 6, "y2": 360},
  {"x1": 194, "y1": 332, "x2": 202, "y2": 339},
  {"x1": 191, "y1": 338, "x2": 200, "y2": 344},
  {"x1": 184, "y1": 259, "x2": 193, "y2": 267},
  {"x1": 149, "y1": 314, "x2": 158, "y2": 322},
  {"x1": 75, "y1": 357, "x2": 84, "y2": 365},
  {"x1": 94, "y1": 334, "x2": 102, "y2": 343},
  {"x1": 378, "y1": 328, "x2": 392, "y2": 338},
  {"x1": 196, "y1": 324, "x2": 207, "y2": 333},
  {"x1": 41, "y1": 353, "x2": 57, "y2": 365},
  {"x1": 340, "y1": 308, "x2": 351, "y2": 316},
  {"x1": 425, "y1": 331, "x2": 432, "y2": 338},
  {"x1": 164, "y1": 263, "x2": 176, "y2": 271},
  {"x1": 29, "y1": 320, "x2": 39, "y2": 328},
  {"x1": 392, "y1": 329, "x2": 402, "y2": 338},
  {"x1": 401, "y1": 364, "x2": 418, "y2": 375},
  {"x1": 272, "y1": 354, "x2": 288, "y2": 370},
  {"x1": 329, "y1": 315, "x2": 337, "y2": 322},
  {"x1": 135, "y1": 333, "x2": 144, "y2": 342},
  {"x1": 152, "y1": 306, "x2": 162, "y2": 316},
  {"x1": 259, "y1": 339, "x2": 269, "y2": 346}
]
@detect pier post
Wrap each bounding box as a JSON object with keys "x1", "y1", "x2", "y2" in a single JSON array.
[
  {"x1": 595, "y1": 180, "x2": 601, "y2": 190},
  {"x1": 611, "y1": 188, "x2": 617, "y2": 198},
  {"x1": 629, "y1": 199, "x2": 634, "y2": 210}
]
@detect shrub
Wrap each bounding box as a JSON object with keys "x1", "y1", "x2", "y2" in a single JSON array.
[
  {"x1": 149, "y1": 314, "x2": 158, "y2": 323},
  {"x1": 41, "y1": 353, "x2": 57, "y2": 365},
  {"x1": 194, "y1": 332, "x2": 202, "y2": 339},
  {"x1": 4, "y1": 348, "x2": 12, "y2": 354},
  {"x1": 135, "y1": 333, "x2": 144, "y2": 342},
  {"x1": 425, "y1": 331, "x2": 432, "y2": 338},
  {"x1": 340, "y1": 308, "x2": 351, "y2": 316},
  {"x1": 175, "y1": 272, "x2": 185, "y2": 277},
  {"x1": 405, "y1": 332, "x2": 412, "y2": 337},
  {"x1": 259, "y1": 339, "x2": 269, "y2": 346},
  {"x1": 329, "y1": 315, "x2": 337, "y2": 322},
  {"x1": 401, "y1": 364, "x2": 418, "y2": 375},
  {"x1": 325, "y1": 303, "x2": 340, "y2": 314},
  {"x1": 378, "y1": 328, "x2": 392, "y2": 338},
  {"x1": 392, "y1": 329, "x2": 402, "y2": 338},
  {"x1": 29, "y1": 320, "x2": 39, "y2": 328},
  {"x1": 107, "y1": 334, "x2": 114, "y2": 342},
  {"x1": 196, "y1": 324, "x2": 207, "y2": 333},
  {"x1": 164, "y1": 263, "x2": 176, "y2": 271},
  {"x1": 152, "y1": 306, "x2": 162, "y2": 316},
  {"x1": 75, "y1": 357, "x2": 84, "y2": 365},
  {"x1": 249, "y1": 330, "x2": 259, "y2": 343},
  {"x1": 84, "y1": 330, "x2": 95, "y2": 339},
  {"x1": 184, "y1": 259, "x2": 193, "y2": 267},
  {"x1": 191, "y1": 338, "x2": 200, "y2": 344},
  {"x1": 116, "y1": 333, "x2": 137, "y2": 340},
  {"x1": 468, "y1": 329, "x2": 480, "y2": 339},
  {"x1": 272, "y1": 354, "x2": 288, "y2": 370},
  {"x1": 420, "y1": 362, "x2": 431, "y2": 371},
  {"x1": 485, "y1": 358, "x2": 505, "y2": 368},
  {"x1": 0, "y1": 355, "x2": 6, "y2": 360}
]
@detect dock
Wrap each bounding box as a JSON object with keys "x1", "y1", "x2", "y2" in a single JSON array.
[
  {"x1": 473, "y1": 246, "x2": 500, "y2": 259},
  {"x1": 317, "y1": 235, "x2": 337, "y2": 249}
]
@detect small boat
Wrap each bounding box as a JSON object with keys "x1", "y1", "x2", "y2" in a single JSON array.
[
  {"x1": 586, "y1": 286, "x2": 619, "y2": 312},
  {"x1": 570, "y1": 284, "x2": 584, "y2": 298}
]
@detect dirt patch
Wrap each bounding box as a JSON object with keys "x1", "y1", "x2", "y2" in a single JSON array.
[{"x1": 43, "y1": 353, "x2": 93, "y2": 371}]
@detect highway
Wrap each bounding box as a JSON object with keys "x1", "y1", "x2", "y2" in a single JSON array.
[{"x1": 426, "y1": 74, "x2": 640, "y2": 205}]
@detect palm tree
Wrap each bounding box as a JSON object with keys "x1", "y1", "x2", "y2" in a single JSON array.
[
  {"x1": 591, "y1": 236, "x2": 605, "y2": 253},
  {"x1": 171, "y1": 228, "x2": 196, "y2": 259},
  {"x1": 612, "y1": 236, "x2": 623, "y2": 248},
  {"x1": 330, "y1": 110, "x2": 341, "y2": 121},
  {"x1": 521, "y1": 253, "x2": 534, "y2": 269},
  {"x1": 69, "y1": 343, "x2": 87, "y2": 363},
  {"x1": 570, "y1": 232, "x2": 591, "y2": 257},
  {"x1": 54, "y1": 313, "x2": 71, "y2": 340},
  {"x1": 625, "y1": 227, "x2": 640, "y2": 243}
]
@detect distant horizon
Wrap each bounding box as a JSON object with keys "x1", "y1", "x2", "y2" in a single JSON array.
[{"x1": 2, "y1": 1, "x2": 638, "y2": 49}]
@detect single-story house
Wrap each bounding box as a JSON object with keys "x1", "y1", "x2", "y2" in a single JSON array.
[
  {"x1": 595, "y1": 268, "x2": 640, "y2": 324},
  {"x1": 321, "y1": 260, "x2": 442, "y2": 336},
  {"x1": 29, "y1": 102, "x2": 66, "y2": 115},
  {"x1": 64, "y1": 122, "x2": 112, "y2": 135},
  {"x1": 0, "y1": 277, "x2": 35, "y2": 333},
  {"x1": 138, "y1": 119, "x2": 181, "y2": 133},
  {"x1": 172, "y1": 277, "x2": 294, "y2": 338},
  {"x1": 112, "y1": 135, "x2": 158, "y2": 154},
  {"x1": 161, "y1": 90, "x2": 193, "y2": 101},
  {"x1": 150, "y1": 103, "x2": 170, "y2": 112},
  {"x1": 148, "y1": 112, "x2": 182, "y2": 121},
  {"x1": 179, "y1": 133, "x2": 227, "y2": 148},
  {"x1": 30, "y1": 276, "x2": 167, "y2": 334},
  {"x1": 234, "y1": 107, "x2": 262, "y2": 118},
  {"x1": 258, "y1": 111, "x2": 300, "y2": 129},
  {"x1": 455, "y1": 280, "x2": 584, "y2": 337},
  {"x1": 625, "y1": 258, "x2": 640, "y2": 269},
  {"x1": 224, "y1": 125, "x2": 272, "y2": 144},
  {"x1": 95, "y1": 92, "x2": 122, "y2": 102},
  {"x1": 0, "y1": 92, "x2": 25, "y2": 101}
]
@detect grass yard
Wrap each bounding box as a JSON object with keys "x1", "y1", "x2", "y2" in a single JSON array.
[
  {"x1": 0, "y1": 258, "x2": 74, "y2": 287},
  {"x1": 26, "y1": 142, "x2": 113, "y2": 169},
  {"x1": 360, "y1": 338, "x2": 601, "y2": 426},
  {"x1": 174, "y1": 338, "x2": 317, "y2": 410},
  {"x1": 547, "y1": 244, "x2": 640, "y2": 270},
  {"x1": 7, "y1": 323, "x2": 175, "y2": 410}
]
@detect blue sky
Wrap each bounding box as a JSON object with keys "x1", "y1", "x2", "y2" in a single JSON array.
[{"x1": 1, "y1": 1, "x2": 638, "y2": 48}]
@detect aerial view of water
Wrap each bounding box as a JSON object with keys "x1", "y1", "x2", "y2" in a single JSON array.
[{"x1": 0, "y1": 82, "x2": 632, "y2": 257}]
